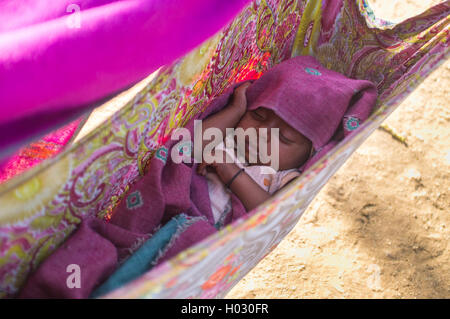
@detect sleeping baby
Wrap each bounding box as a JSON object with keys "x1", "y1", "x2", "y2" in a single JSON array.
[
  {"x1": 195, "y1": 81, "x2": 314, "y2": 228},
  {"x1": 18, "y1": 55, "x2": 377, "y2": 298}
]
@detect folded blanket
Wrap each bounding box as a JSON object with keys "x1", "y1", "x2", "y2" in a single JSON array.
[{"x1": 90, "y1": 213, "x2": 214, "y2": 298}]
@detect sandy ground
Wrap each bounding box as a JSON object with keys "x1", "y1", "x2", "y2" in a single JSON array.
[
  {"x1": 227, "y1": 0, "x2": 449, "y2": 299},
  {"x1": 75, "y1": 0, "x2": 449, "y2": 299}
]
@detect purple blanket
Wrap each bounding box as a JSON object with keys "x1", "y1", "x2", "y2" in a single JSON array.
[
  {"x1": 18, "y1": 82, "x2": 249, "y2": 298},
  {"x1": 0, "y1": 0, "x2": 250, "y2": 162}
]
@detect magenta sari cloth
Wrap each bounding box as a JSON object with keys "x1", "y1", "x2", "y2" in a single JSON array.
[{"x1": 0, "y1": 0, "x2": 250, "y2": 161}]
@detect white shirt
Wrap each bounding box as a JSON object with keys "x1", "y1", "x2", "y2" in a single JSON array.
[{"x1": 205, "y1": 140, "x2": 300, "y2": 229}]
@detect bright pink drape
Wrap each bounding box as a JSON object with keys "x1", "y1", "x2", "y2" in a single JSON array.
[{"x1": 0, "y1": 0, "x2": 250, "y2": 162}]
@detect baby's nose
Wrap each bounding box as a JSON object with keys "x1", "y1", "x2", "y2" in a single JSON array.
[{"x1": 256, "y1": 127, "x2": 272, "y2": 143}]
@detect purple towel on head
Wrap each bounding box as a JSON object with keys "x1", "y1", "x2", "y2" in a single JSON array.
[
  {"x1": 245, "y1": 55, "x2": 378, "y2": 172},
  {"x1": 206, "y1": 55, "x2": 378, "y2": 172}
]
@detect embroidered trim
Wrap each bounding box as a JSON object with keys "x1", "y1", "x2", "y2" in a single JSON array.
[
  {"x1": 345, "y1": 116, "x2": 360, "y2": 131},
  {"x1": 304, "y1": 67, "x2": 322, "y2": 76},
  {"x1": 177, "y1": 140, "x2": 192, "y2": 156},
  {"x1": 155, "y1": 146, "x2": 169, "y2": 164},
  {"x1": 126, "y1": 191, "x2": 143, "y2": 210}
]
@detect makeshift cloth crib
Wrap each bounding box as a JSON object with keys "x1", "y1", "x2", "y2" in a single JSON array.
[{"x1": 0, "y1": 0, "x2": 448, "y2": 298}]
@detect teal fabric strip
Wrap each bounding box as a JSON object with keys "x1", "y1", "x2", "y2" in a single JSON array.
[{"x1": 90, "y1": 213, "x2": 189, "y2": 298}]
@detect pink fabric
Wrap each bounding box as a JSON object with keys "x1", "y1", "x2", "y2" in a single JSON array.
[
  {"x1": 0, "y1": 0, "x2": 250, "y2": 161},
  {"x1": 18, "y1": 217, "x2": 148, "y2": 299},
  {"x1": 0, "y1": 118, "x2": 82, "y2": 184}
]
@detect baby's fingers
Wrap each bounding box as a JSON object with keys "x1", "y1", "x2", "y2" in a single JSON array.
[
  {"x1": 234, "y1": 82, "x2": 252, "y2": 96},
  {"x1": 197, "y1": 162, "x2": 207, "y2": 176}
]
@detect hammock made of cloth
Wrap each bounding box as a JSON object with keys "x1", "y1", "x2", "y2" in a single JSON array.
[{"x1": 0, "y1": 0, "x2": 448, "y2": 298}]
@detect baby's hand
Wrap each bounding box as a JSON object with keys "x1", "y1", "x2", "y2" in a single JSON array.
[
  {"x1": 230, "y1": 81, "x2": 252, "y2": 115},
  {"x1": 196, "y1": 148, "x2": 234, "y2": 176},
  {"x1": 196, "y1": 162, "x2": 208, "y2": 176}
]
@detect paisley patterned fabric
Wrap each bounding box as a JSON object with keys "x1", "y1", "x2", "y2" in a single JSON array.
[{"x1": 0, "y1": 0, "x2": 448, "y2": 298}]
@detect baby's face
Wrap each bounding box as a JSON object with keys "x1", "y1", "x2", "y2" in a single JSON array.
[{"x1": 234, "y1": 107, "x2": 312, "y2": 170}]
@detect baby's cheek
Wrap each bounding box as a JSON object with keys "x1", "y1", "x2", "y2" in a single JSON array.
[
  {"x1": 281, "y1": 145, "x2": 306, "y2": 167},
  {"x1": 269, "y1": 143, "x2": 287, "y2": 164},
  {"x1": 278, "y1": 142, "x2": 292, "y2": 158}
]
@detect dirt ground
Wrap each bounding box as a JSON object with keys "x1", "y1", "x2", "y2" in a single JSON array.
[{"x1": 226, "y1": 0, "x2": 449, "y2": 298}]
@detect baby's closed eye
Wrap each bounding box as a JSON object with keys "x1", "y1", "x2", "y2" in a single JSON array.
[
  {"x1": 250, "y1": 109, "x2": 266, "y2": 120},
  {"x1": 279, "y1": 132, "x2": 294, "y2": 144}
]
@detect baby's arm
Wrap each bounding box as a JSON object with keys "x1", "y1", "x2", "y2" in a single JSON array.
[
  {"x1": 199, "y1": 82, "x2": 251, "y2": 153},
  {"x1": 197, "y1": 82, "x2": 251, "y2": 175},
  {"x1": 213, "y1": 162, "x2": 272, "y2": 211}
]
